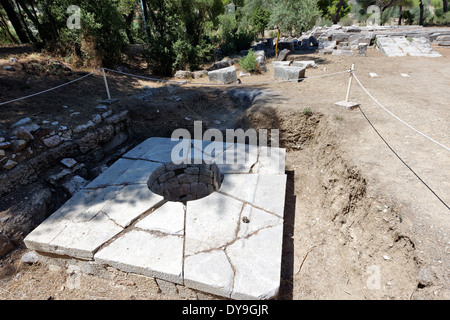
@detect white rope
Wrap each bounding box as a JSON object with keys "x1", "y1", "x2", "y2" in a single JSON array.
[
  {"x1": 0, "y1": 66, "x2": 351, "y2": 106},
  {"x1": 352, "y1": 72, "x2": 450, "y2": 152},
  {"x1": 103, "y1": 67, "x2": 289, "y2": 86},
  {"x1": 103, "y1": 67, "x2": 351, "y2": 86},
  {"x1": 303, "y1": 69, "x2": 351, "y2": 80},
  {"x1": 0, "y1": 68, "x2": 102, "y2": 106}
]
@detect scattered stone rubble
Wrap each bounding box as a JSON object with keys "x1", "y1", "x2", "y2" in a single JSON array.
[
  {"x1": 307, "y1": 24, "x2": 448, "y2": 57},
  {"x1": 0, "y1": 107, "x2": 130, "y2": 195}
]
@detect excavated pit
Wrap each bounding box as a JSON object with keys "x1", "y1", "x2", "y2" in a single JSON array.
[{"x1": 147, "y1": 162, "x2": 222, "y2": 202}]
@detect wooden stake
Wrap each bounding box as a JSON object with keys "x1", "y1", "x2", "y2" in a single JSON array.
[
  {"x1": 345, "y1": 64, "x2": 355, "y2": 102},
  {"x1": 102, "y1": 68, "x2": 111, "y2": 100}
]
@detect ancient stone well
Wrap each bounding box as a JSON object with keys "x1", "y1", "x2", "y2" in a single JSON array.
[
  {"x1": 148, "y1": 162, "x2": 222, "y2": 202},
  {"x1": 24, "y1": 137, "x2": 288, "y2": 299}
]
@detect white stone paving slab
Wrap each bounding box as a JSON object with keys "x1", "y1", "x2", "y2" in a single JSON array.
[
  {"x1": 219, "y1": 174, "x2": 287, "y2": 218},
  {"x1": 226, "y1": 225, "x2": 284, "y2": 300},
  {"x1": 95, "y1": 230, "x2": 184, "y2": 284},
  {"x1": 237, "y1": 205, "x2": 283, "y2": 239},
  {"x1": 25, "y1": 210, "x2": 123, "y2": 260},
  {"x1": 185, "y1": 192, "x2": 243, "y2": 256},
  {"x1": 101, "y1": 184, "x2": 164, "y2": 228},
  {"x1": 123, "y1": 137, "x2": 180, "y2": 159},
  {"x1": 24, "y1": 186, "x2": 125, "y2": 259},
  {"x1": 252, "y1": 175, "x2": 287, "y2": 218},
  {"x1": 214, "y1": 143, "x2": 258, "y2": 173},
  {"x1": 136, "y1": 201, "x2": 185, "y2": 235},
  {"x1": 219, "y1": 174, "x2": 259, "y2": 203},
  {"x1": 86, "y1": 159, "x2": 161, "y2": 188},
  {"x1": 184, "y1": 249, "x2": 234, "y2": 298},
  {"x1": 254, "y1": 146, "x2": 286, "y2": 175}
]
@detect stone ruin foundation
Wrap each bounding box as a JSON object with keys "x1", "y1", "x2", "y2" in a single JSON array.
[{"x1": 24, "y1": 137, "x2": 287, "y2": 300}]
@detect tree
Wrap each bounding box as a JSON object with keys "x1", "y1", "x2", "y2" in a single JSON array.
[
  {"x1": 144, "y1": 0, "x2": 181, "y2": 75},
  {"x1": 443, "y1": 0, "x2": 447, "y2": 12},
  {"x1": 0, "y1": 7, "x2": 18, "y2": 43},
  {"x1": 419, "y1": 0, "x2": 424, "y2": 24},
  {"x1": 397, "y1": 0, "x2": 413, "y2": 25},
  {"x1": 251, "y1": 7, "x2": 270, "y2": 37},
  {"x1": 0, "y1": 0, "x2": 30, "y2": 43},
  {"x1": 269, "y1": 0, "x2": 321, "y2": 34}
]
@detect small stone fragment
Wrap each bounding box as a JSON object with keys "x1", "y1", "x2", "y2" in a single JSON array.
[
  {"x1": 3, "y1": 159, "x2": 18, "y2": 170},
  {"x1": 61, "y1": 158, "x2": 77, "y2": 168},
  {"x1": 21, "y1": 251, "x2": 39, "y2": 264},
  {"x1": 43, "y1": 135, "x2": 62, "y2": 148}
]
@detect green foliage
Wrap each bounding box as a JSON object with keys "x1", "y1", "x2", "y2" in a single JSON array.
[
  {"x1": 302, "y1": 107, "x2": 313, "y2": 116},
  {"x1": 238, "y1": 49, "x2": 260, "y2": 73},
  {"x1": 143, "y1": 0, "x2": 181, "y2": 76},
  {"x1": 251, "y1": 7, "x2": 271, "y2": 36},
  {"x1": 401, "y1": 10, "x2": 415, "y2": 24},
  {"x1": 269, "y1": 0, "x2": 321, "y2": 34},
  {"x1": 212, "y1": 13, "x2": 254, "y2": 56},
  {"x1": 173, "y1": 38, "x2": 215, "y2": 71},
  {"x1": 339, "y1": 15, "x2": 354, "y2": 25},
  {"x1": 318, "y1": 0, "x2": 352, "y2": 23}
]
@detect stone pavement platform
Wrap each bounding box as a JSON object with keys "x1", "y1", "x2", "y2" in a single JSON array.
[{"x1": 24, "y1": 137, "x2": 287, "y2": 299}]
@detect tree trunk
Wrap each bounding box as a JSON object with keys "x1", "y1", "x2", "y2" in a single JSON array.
[
  {"x1": 124, "y1": 10, "x2": 135, "y2": 44},
  {"x1": 444, "y1": 0, "x2": 448, "y2": 13},
  {"x1": 16, "y1": 0, "x2": 47, "y2": 42},
  {"x1": 0, "y1": 0, "x2": 29, "y2": 43},
  {"x1": 0, "y1": 9, "x2": 18, "y2": 43},
  {"x1": 419, "y1": 0, "x2": 424, "y2": 26},
  {"x1": 398, "y1": 6, "x2": 402, "y2": 25},
  {"x1": 333, "y1": 0, "x2": 343, "y2": 24},
  {"x1": 14, "y1": 0, "x2": 36, "y2": 43}
]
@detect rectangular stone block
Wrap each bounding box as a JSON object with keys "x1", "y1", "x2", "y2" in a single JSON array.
[
  {"x1": 436, "y1": 35, "x2": 450, "y2": 42},
  {"x1": 332, "y1": 49, "x2": 354, "y2": 56},
  {"x1": 435, "y1": 41, "x2": 450, "y2": 46},
  {"x1": 208, "y1": 66, "x2": 237, "y2": 84},
  {"x1": 273, "y1": 65, "x2": 306, "y2": 81},
  {"x1": 271, "y1": 61, "x2": 292, "y2": 67},
  {"x1": 292, "y1": 61, "x2": 317, "y2": 69},
  {"x1": 95, "y1": 230, "x2": 184, "y2": 285}
]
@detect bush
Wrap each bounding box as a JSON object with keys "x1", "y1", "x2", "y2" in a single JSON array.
[
  {"x1": 339, "y1": 15, "x2": 354, "y2": 26},
  {"x1": 213, "y1": 13, "x2": 254, "y2": 56},
  {"x1": 402, "y1": 10, "x2": 415, "y2": 25},
  {"x1": 318, "y1": 18, "x2": 333, "y2": 27},
  {"x1": 239, "y1": 50, "x2": 260, "y2": 73},
  {"x1": 173, "y1": 38, "x2": 215, "y2": 71},
  {"x1": 45, "y1": 0, "x2": 127, "y2": 68}
]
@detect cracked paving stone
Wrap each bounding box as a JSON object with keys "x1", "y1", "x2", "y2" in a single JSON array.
[
  {"x1": 185, "y1": 192, "x2": 243, "y2": 256},
  {"x1": 86, "y1": 159, "x2": 162, "y2": 188},
  {"x1": 135, "y1": 201, "x2": 185, "y2": 235},
  {"x1": 95, "y1": 230, "x2": 184, "y2": 284},
  {"x1": 184, "y1": 249, "x2": 234, "y2": 298},
  {"x1": 101, "y1": 184, "x2": 164, "y2": 228},
  {"x1": 226, "y1": 225, "x2": 284, "y2": 300}
]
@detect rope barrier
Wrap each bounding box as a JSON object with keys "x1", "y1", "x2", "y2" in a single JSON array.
[
  {"x1": 103, "y1": 67, "x2": 350, "y2": 86},
  {"x1": 0, "y1": 68, "x2": 102, "y2": 106},
  {"x1": 0, "y1": 66, "x2": 351, "y2": 106},
  {"x1": 352, "y1": 72, "x2": 450, "y2": 152},
  {"x1": 358, "y1": 104, "x2": 450, "y2": 211}
]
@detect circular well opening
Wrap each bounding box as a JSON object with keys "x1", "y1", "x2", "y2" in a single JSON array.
[{"x1": 148, "y1": 162, "x2": 222, "y2": 202}]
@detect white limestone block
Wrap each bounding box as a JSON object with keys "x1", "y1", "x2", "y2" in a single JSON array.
[
  {"x1": 136, "y1": 201, "x2": 185, "y2": 235},
  {"x1": 95, "y1": 230, "x2": 184, "y2": 284},
  {"x1": 184, "y1": 249, "x2": 234, "y2": 297},
  {"x1": 226, "y1": 225, "x2": 284, "y2": 300}
]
